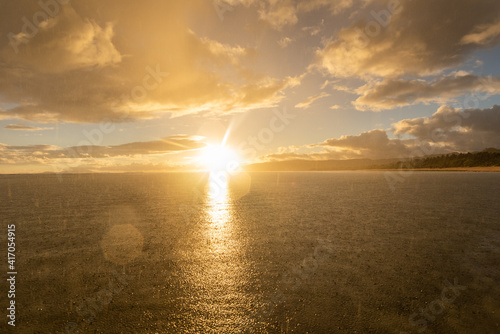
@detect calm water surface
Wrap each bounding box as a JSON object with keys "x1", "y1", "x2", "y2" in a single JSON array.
[{"x1": 1, "y1": 172, "x2": 499, "y2": 333}]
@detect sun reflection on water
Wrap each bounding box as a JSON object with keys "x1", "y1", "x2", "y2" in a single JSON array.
[
  {"x1": 205, "y1": 172, "x2": 235, "y2": 257},
  {"x1": 207, "y1": 172, "x2": 230, "y2": 217},
  {"x1": 179, "y1": 172, "x2": 253, "y2": 331}
]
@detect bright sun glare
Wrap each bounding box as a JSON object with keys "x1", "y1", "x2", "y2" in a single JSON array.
[{"x1": 199, "y1": 144, "x2": 241, "y2": 172}]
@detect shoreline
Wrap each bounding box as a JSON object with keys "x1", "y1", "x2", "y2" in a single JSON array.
[
  {"x1": 1, "y1": 167, "x2": 500, "y2": 175},
  {"x1": 359, "y1": 166, "x2": 500, "y2": 172},
  {"x1": 245, "y1": 166, "x2": 500, "y2": 173}
]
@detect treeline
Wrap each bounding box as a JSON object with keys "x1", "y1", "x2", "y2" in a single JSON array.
[
  {"x1": 385, "y1": 151, "x2": 500, "y2": 169},
  {"x1": 246, "y1": 149, "x2": 500, "y2": 171}
]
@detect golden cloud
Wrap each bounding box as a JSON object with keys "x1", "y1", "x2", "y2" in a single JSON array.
[{"x1": 0, "y1": 0, "x2": 299, "y2": 123}]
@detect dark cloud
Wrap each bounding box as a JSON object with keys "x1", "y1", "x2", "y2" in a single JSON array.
[
  {"x1": 315, "y1": 129, "x2": 412, "y2": 158},
  {"x1": 0, "y1": 136, "x2": 206, "y2": 164},
  {"x1": 316, "y1": 0, "x2": 500, "y2": 78},
  {"x1": 393, "y1": 105, "x2": 500, "y2": 152},
  {"x1": 354, "y1": 74, "x2": 500, "y2": 111},
  {"x1": 0, "y1": 1, "x2": 298, "y2": 123},
  {"x1": 263, "y1": 105, "x2": 500, "y2": 161},
  {"x1": 217, "y1": 0, "x2": 369, "y2": 30}
]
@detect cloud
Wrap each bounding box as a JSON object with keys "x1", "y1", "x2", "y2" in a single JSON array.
[
  {"x1": 62, "y1": 161, "x2": 188, "y2": 174},
  {"x1": 262, "y1": 149, "x2": 355, "y2": 161},
  {"x1": 258, "y1": 0, "x2": 298, "y2": 30},
  {"x1": 0, "y1": 136, "x2": 206, "y2": 165},
  {"x1": 353, "y1": 74, "x2": 500, "y2": 111},
  {"x1": 297, "y1": 0, "x2": 370, "y2": 16},
  {"x1": 225, "y1": 0, "x2": 368, "y2": 30},
  {"x1": 461, "y1": 21, "x2": 500, "y2": 45},
  {"x1": 278, "y1": 37, "x2": 294, "y2": 48},
  {"x1": 314, "y1": 129, "x2": 412, "y2": 158},
  {"x1": 2, "y1": 5, "x2": 122, "y2": 73},
  {"x1": 0, "y1": 1, "x2": 298, "y2": 123},
  {"x1": 302, "y1": 23, "x2": 323, "y2": 36},
  {"x1": 262, "y1": 105, "x2": 500, "y2": 161},
  {"x1": 315, "y1": 0, "x2": 500, "y2": 78},
  {"x1": 393, "y1": 105, "x2": 500, "y2": 152},
  {"x1": 295, "y1": 92, "x2": 330, "y2": 109},
  {"x1": 261, "y1": 128, "x2": 418, "y2": 161},
  {"x1": 5, "y1": 124, "x2": 53, "y2": 131},
  {"x1": 196, "y1": 33, "x2": 249, "y2": 65}
]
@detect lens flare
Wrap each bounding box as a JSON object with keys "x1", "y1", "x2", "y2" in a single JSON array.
[{"x1": 199, "y1": 144, "x2": 241, "y2": 172}]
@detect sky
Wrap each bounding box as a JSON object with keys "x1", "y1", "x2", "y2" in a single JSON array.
[{"x1": 1, "y1": 0, "x2": 500, "y2": 173}]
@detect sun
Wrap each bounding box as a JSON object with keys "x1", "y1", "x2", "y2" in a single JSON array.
[{"x1": 198, "y1": 144, "x2": 241, "y2": 172}]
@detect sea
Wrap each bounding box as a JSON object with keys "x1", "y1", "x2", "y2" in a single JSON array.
[{"x1": 1, "y1": 171, "x2": 499, "y2": 333}]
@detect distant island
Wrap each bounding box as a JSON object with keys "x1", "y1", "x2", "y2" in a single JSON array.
[{"x1": 245, "y1": 148, "x2": 500, "y2": 172}]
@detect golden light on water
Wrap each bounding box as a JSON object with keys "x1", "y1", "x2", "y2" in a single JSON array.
[
  {"x1": 177, "y1": 161, "x2": 254, "y2": 330},
  {"x1": 207, "y1": 173, "x2": 230, "y2": 219},
  {"x1": 179, "y1": 171, "x2": 251, "y2": 330},
  {"x1": 205, "y1": 172, "x2": 233, "y2": 254}
]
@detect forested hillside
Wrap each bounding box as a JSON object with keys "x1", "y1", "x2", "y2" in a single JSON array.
[{"x1": 387, "y1": 150, "x2": 500, "y2": 169}]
